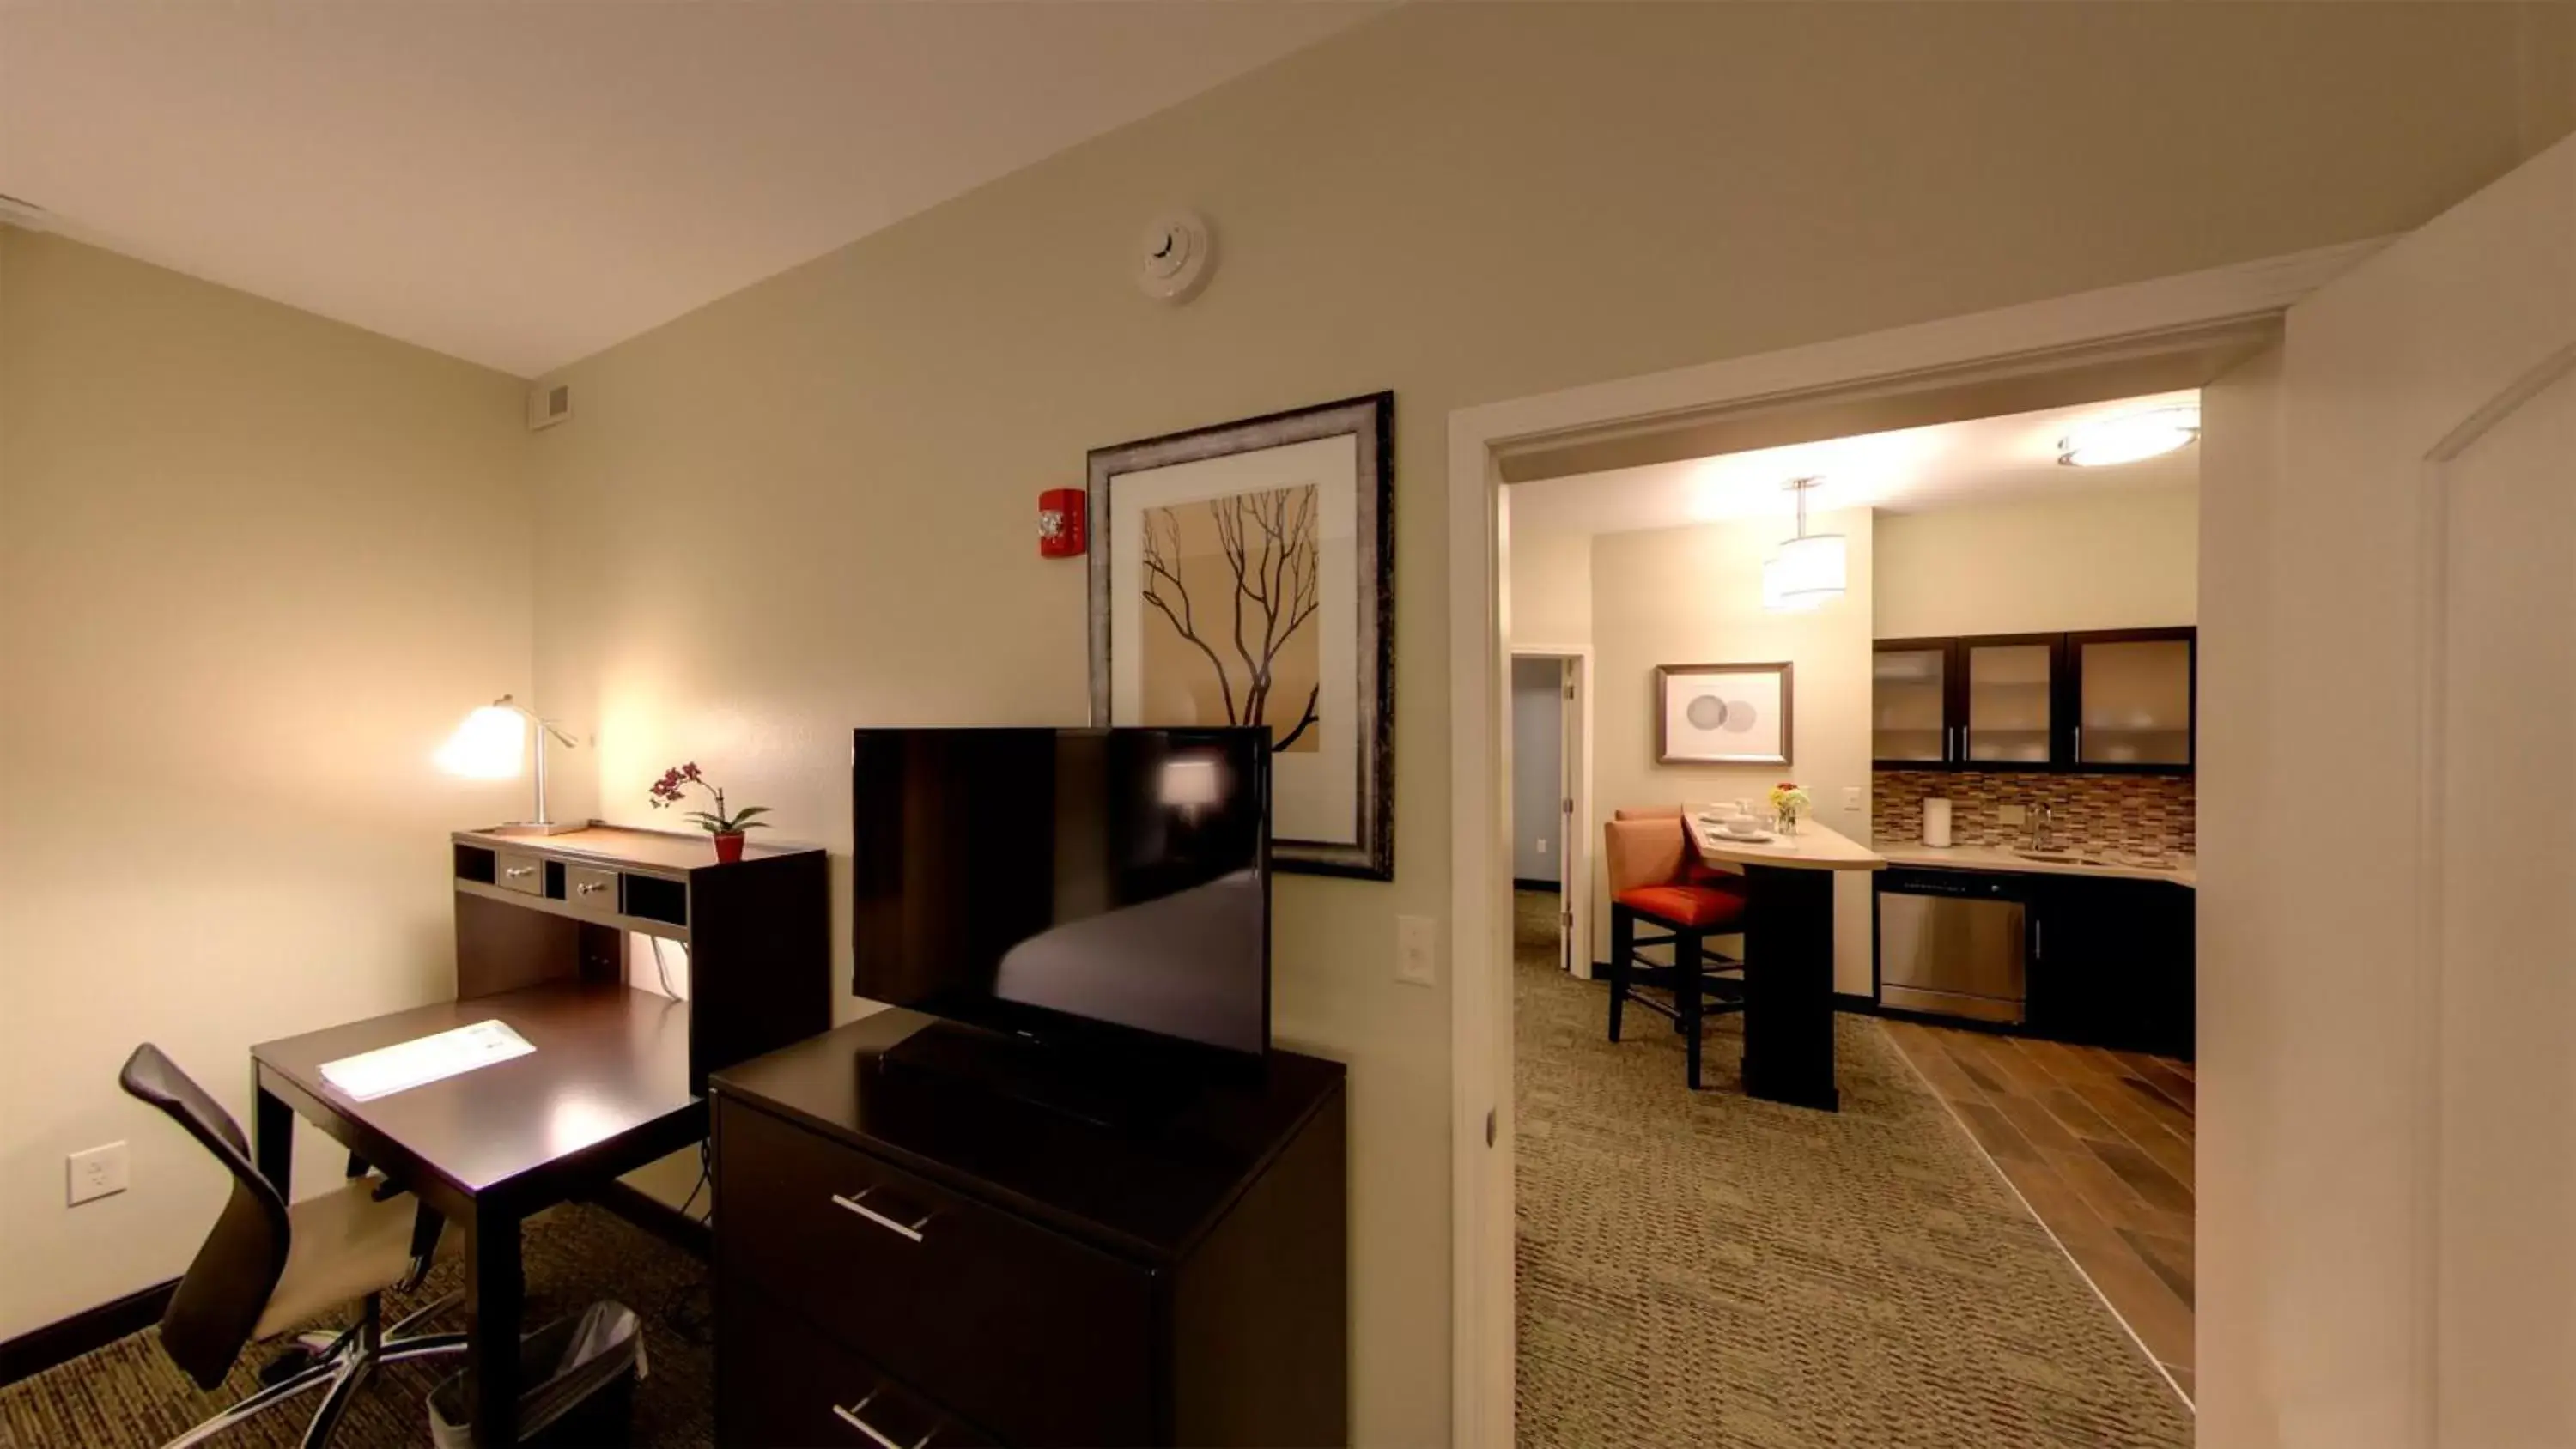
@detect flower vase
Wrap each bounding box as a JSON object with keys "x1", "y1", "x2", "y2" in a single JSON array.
[
  {"x1": 1777, "y1": 811, "x2": 1801, "y2": 838},
  {"x1": 713, "y1": 831, "x2": 746, "y2": 864}
]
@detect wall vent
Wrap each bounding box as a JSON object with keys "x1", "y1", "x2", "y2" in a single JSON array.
[{"x1": 528, "y1": 382, "x2": 572, "y2": 432}]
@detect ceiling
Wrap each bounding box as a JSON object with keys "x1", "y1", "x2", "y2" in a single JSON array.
[
  {"x1": 0, "y1": 2, "x2": 1377, "y2": 377},
  {"x1": 1504, "y1": 391, "x2": 2202, "y2": 538}
]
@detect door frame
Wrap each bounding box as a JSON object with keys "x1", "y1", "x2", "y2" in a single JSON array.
[
  {"x1": 1443, "y1": 237, "x2": 2386, "y2": 1445},
  {"x1": 1507, "y1": 644, "x2": 1593, "y2": 978}
]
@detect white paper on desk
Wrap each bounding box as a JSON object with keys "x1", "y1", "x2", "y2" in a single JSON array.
[{"x1": 319, "y1": 1020, "x2": 534, "y2": 1101}]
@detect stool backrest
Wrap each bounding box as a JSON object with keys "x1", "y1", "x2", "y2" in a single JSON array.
[
  {"x1": 1613, "y1": 806, "x2": 1682, "y2": 821},
  {"x1": 1605, "y1": 817, "x2": 1686, "y2": 893},
  {"x1": 118, "y1": 1044, "x2": 292, "y2": 1390}
]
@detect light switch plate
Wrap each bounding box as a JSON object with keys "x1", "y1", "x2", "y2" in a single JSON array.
[
  {"x1": 68, "y1": 1142, "x2": 129, "y2": 1206},
  {"x1": 1841, "y1": 786, "x2": 1862, "y2": 811},
  {"x1": 1396, "y1": 914, "x2": 1438, "y2": 987},
  {"x1": 1535, "y1": 838, "x2": 1548, "y2": 855}
]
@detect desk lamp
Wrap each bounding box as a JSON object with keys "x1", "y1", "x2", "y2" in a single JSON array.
[{"x1": 437, "y1": 694, "x2": 581, "y2": 835}]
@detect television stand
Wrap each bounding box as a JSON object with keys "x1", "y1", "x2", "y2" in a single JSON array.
[
  {"x1": 874, "y1": 1016, "x2": 1253, "y2": 1132},
  {"x1": 708, "y1": 1007, "x2": 1348, "y2": 1447}
]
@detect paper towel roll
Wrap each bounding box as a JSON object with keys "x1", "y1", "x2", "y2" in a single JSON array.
[{"x1": 1923, "y1": 798, "x2": 1953, "y2": 848}]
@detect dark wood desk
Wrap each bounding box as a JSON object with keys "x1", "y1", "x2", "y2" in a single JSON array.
[{"x1": 252, "y1": 982, "x2": 704, "y2": 1446}]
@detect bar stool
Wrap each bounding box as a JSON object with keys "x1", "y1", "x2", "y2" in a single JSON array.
[{"x1": 1604, "y1": 816, "x2": 1749, "y2": 1089}]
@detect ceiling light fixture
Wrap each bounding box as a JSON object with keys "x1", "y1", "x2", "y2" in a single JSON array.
[
  {"x1": 1761, "y1": 477, "x2": 1844, "y2": 612},
  {"x1": 2058, "y1": 404, "x2": 2201, "y2": 467}
]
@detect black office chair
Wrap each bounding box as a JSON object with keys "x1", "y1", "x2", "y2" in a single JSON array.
[{"x1": 118, "y1": 1044, "x2": 464, "y2": 1448}]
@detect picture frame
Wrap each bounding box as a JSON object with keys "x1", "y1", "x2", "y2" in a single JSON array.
[
  {"x1": 1656, "y1": 661, "x2": 1793, "y2": 767},
  {"x1": 1088, "y1": 391, "x2": 1395, "y2": 881}
]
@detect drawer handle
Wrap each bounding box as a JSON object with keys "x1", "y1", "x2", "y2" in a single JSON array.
[
  {"x1": 504, "y1": 865, "x2": 537, "y2": 880},
  {"x1": 575, "y1": 881, "x2": 609, "y2": 896},
  {"x1": 831, "y1": 1189, "x2": 932, "y2": 1244},
  {"x1": 832, "y1": 1391, "x2": 933, "y2": 1449}
]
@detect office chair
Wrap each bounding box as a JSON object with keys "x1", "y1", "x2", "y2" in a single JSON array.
[{"x1": 118, "y1": 1044, "x2": 465, "y2": 1448}]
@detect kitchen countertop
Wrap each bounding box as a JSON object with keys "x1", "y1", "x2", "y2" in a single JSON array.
[
  {"x1": 1869, "y1": 837, "x2": 2196, "y2": 888},
  {"x1": 1683, "y1": 811, "x2": 1885, "y2": 872}
]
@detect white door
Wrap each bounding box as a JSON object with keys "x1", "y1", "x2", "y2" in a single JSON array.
[
  {"x1": 1558, "y1": 654, "x2": 1591, "y2": 980},
  {"x1": 2198, "y1": 133, "x2": 2574, "y2": 1447}
]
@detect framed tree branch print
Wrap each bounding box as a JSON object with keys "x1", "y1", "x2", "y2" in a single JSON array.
[{"x1": 1089, "y1": 391, "x2": 1394, "y2": 880}]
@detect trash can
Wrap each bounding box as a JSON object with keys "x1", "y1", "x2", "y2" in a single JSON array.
[{"x1": 428, "y1": 1300, "x2": 647, "y2": 1447}]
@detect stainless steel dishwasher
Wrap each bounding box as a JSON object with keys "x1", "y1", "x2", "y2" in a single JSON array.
[{"x1": 1876, "y1": 870, "x2": 2028, "y2": 1023}]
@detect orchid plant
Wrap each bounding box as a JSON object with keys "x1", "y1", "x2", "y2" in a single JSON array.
[{"x1": 647, "y1": 762, "x2": 770, "y2": 838}]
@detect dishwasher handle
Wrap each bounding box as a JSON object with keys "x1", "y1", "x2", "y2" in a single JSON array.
[{"x1": 1880, "y1": 869, "x2": 2022, "y2": 900}]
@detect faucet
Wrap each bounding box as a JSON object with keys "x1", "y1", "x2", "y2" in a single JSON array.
[{"x1": 2031, "y1": 803, "x2": 2057, "y2": 852}]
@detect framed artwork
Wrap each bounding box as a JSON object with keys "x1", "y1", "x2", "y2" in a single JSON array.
[
  {"x1": 1088, "y1": 391, "x2": 1395, "y2": 881},
  {"x1": 1656, "y1": 661, "x2": 1793, "y2": 767}
]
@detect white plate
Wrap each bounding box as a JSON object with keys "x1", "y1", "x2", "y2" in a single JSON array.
[{"x1": 1701, "y1": 824, "x2": 1776, "y2": 843}]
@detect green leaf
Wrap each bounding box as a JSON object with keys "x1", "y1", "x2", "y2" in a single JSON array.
[
  {"x1": 728, "y1": 806, "x2": 772, "y2": 822},
  {"x1": 736, "y1": 821, "x2": 772, "y2": 831}
]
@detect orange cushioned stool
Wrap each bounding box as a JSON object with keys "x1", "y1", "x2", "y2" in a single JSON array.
[{"x1": 1604, "y1": 815, "x2": 1750, "y2": 1089}]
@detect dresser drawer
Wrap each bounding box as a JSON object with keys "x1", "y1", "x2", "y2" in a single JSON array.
[
  {"x1": 493, "y1": 850, "x2": 545, "y2": 895},
  {"x1": 720, "y1": 1282, "x2": 993, "y2": 1449},
  {"x1": 716, "y1": 1098, "x2": 1154, "y2": 1446}
]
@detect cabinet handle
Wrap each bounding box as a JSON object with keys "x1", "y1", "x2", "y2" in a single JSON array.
[
  {"x1": 2074, "y1": 724, "x2": 2083, "y2": 761},
  {"x1": 575, "y1": 881, "x2": 608, "y2": 896},
  {"x1": 2035, "y1": 920, "x2": 2044, "y2": 959},
  {"x1": 832, "y1": 1392, "x2": 933, "y2": 1449},
  {"x1": 830, "y1": 1189, "x2": 932, "y2": 1244},
  {"x1": 504, "y1": 865, "x2": 536, "y2": 880}
]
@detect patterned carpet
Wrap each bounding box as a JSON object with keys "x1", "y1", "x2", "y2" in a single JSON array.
[
  {"x1": 0, "y1": 1204, "x2": 710, "y2": 1448},
  {"x1": 1511, "y1": 892, "x2": 2191, "y2": 1449}
]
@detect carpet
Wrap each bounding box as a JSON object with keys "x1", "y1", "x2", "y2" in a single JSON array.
[
  {"x1": 0, "y1": 1204, "x2": 711, "y2": 1448},
  {"x1": 1512, "y1": 894, "x2": 2191, "y2": 1449}
]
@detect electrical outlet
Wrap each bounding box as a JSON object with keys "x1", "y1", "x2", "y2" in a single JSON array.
[
  {"x1": 1841, "y1": 786, "x2": 1862, "y2": 811},
  {"x1": 67, "y1": 1142, "x2": 128, "y2": 1206},
  {"x1": 1396, "y1": 915, "x2": 1438, "y2": 987},
  {"x1": 1534, "y1": 838, "x2": 1548, "y2": 855},
  {"x1": 1998, "y1": 803, "x2": 2027, "y2": 827}
]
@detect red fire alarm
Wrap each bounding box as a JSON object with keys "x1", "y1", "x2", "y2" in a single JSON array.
[{"x1": 1038, "y1": 488, "x2": 1086, "y2": 558}]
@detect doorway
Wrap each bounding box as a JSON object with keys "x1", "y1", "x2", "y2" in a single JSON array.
[
  {"x1": 1446, "y1": 239, "x2": 2381, "y2": 1446},
  {"x1": 1507, "y1": 649, "x2": 1590, "y2": 979}
]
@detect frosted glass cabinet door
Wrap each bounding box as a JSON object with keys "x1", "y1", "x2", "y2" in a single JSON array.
[
  {"x1": 1965, "y1": 642, "x2": 2057, "y2": 765},
  {"x1": 1873, "y1": 646, "x2": 1949, "y2": 763},
  {"x1": 2074, "y1": 635, "x2": 2194, "y2": 767}
]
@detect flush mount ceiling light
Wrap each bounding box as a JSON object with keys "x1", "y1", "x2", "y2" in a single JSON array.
[
  {"x1": 1761, "y1": 476, "x2": 1844, "y2": 612},
  {"x1": 2058, "y1": 404, "x2": 2201, "y2": 467}
]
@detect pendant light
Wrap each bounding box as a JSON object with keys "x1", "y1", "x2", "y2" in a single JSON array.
[{"x1": 1762, "y1": 477, "x2": 1844, "y2": 611}]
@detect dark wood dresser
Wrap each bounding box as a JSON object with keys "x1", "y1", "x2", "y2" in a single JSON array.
[{"x1": 709, "y1": 1010, "x2": 1349, "y2": 1448}]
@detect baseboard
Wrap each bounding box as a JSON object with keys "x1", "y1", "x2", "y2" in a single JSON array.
[
  {"x1": 1834, "y1": 991, "x2": 1881, "y2": 1016},
  {"x1": 590, "y1": 1177, "x2": 712, "y2": 1262},
  {"x1": 1511, "y1": 877, "x2": 1561, "y2": 893},
  {"x1": 0, "y1": 1276, "x2": 178, "y2": 1388}
]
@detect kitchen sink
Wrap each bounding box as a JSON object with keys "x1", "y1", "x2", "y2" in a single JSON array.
[{"x1": 2014, "y1": 850, "x2": 2089, "y2": 864}]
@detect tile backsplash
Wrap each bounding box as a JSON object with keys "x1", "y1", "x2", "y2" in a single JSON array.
[{"x1": 1874, "y1": 770, "x2": 2196, "y2": 855}]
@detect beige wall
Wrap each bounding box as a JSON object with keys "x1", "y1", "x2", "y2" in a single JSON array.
[
  {"x1": 1587, "y1": 514, "x2": 1876, "y2": 994},
  {"x1": 1874, "y1": 485, "x2": 2199, "y2": 639},
  {"x1": 0, "y1": 229, "x2": 532, "y2": 1340},
  {"x1": 1504, "y1": 526, "x2": 1591, "y2": 650},
  {"x1": 502, "y1": 5, "x2": 2569, "y2": 1441}
]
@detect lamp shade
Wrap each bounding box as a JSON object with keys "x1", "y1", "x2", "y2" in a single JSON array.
[
  {"x1": 1762, "y1": 531, "x2": 1845, "y2": 609},
  {"x1": 435, "y1": 705, "x2": 526, "y2": 779}
]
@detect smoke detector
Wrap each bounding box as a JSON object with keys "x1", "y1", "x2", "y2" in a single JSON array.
[{"x1": 1134, "y1": 210, "x2": 1214, "y2": 303}]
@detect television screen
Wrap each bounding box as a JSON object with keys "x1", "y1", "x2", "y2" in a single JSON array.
[{"x1": 851, "y1": 727, "x2": 1271, "y2": 1058}]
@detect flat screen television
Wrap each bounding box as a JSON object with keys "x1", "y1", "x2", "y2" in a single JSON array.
[{"x1": 851, "y1": 726, "x2": 1272, "y2": 1060}]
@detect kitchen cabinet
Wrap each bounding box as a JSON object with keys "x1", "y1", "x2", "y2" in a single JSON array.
[
  {"x1": 1874, "y1": 628, "x2": 2194, "y2": 774},
  {"x1": 2026, "y1": 876, "x2": 2194, "y2": 1059}
]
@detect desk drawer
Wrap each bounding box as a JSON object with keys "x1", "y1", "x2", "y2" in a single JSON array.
[
  {"x1": 565, "y1": 865, "x2": 618, "y2": 914},
  {"x1": 716, "y1": 1098, "x2": 1153, "y2": 1446},
  {"x1": 720, "y1": 1282, "x2": 993, "y2": 1449},
  {"x1": 493, "y1": 850, "x2": 546, "y2": 896}
]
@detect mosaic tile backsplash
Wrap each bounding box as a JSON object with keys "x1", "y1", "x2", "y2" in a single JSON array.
[{"x1": 1873, "y1": 770, "x2": 2196, "y2": 855}]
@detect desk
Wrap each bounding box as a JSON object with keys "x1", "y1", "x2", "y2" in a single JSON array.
[
  {"x1": 252, "y1": 982, "x2": 704, "y2": 1446},
  {"x1": 1682, "y1": 812, "x2": 1884, "y2": 1111}
]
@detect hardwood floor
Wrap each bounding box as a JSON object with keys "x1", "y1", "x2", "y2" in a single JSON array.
[{"x1": 1879, "y1": 1019, "x2": 2197, "y2": 1402}]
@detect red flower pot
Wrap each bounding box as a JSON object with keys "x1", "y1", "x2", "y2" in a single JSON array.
[{"x1": 712, "y1": 831, "x2": 746, "y2": 864}]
